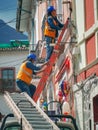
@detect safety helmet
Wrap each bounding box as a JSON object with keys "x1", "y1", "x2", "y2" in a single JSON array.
[
  {"x1": 27, "y1": 53, "x2": 36, "y2": 61},
  {"x1": 47, "y1": 6, "x2": 56, "y2": 13}
]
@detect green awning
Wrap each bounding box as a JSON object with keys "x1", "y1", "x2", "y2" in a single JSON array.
[
  {"x1": 0, "y1": 40, "x2": 29, "y2": 48},
  {"x1": 10, "y1": 40, "x2": 29, "y2": 47},
  {"x1": 0, "y1": 43, "x2": 12, "y2": 48}
]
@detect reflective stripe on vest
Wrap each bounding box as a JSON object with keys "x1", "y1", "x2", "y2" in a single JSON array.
[
  {"x1": 20, "y1": 68, "x2": 32, "y2": 78},
  {"x1": 17, "y1": 61, "x2": 33, "y2": 85}
]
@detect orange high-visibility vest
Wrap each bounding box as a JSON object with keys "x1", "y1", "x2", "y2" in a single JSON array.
[
  {"x1": 17, "y1": 61, "x2": 33, "y2": 85},
  {"x1": 44, "y1": 18, "x2": 57, "y2": 38}
]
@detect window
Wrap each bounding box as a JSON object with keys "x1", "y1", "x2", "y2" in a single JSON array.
[{"x1": 0, "y1": 67, "x2": 15, "y2": 92}]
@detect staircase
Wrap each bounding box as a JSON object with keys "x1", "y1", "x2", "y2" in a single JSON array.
[{"x1": 4, "y1": 91, "x2": 59, "y2": 130}]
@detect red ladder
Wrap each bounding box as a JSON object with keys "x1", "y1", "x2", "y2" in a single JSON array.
[{"x1": 33, "y1": 18, "x2": 69, "y2": 102}]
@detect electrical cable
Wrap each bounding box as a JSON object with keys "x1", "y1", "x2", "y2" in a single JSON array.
[
  {"x1": 0, "y1": 56, "x2": 26, "y2": 65},
  {"x1": 0, "y1": 1, "x2": 32, "y2": 28},
  {"x1": 0, "y1": 12, "x2": 31, "y2": 29},
  {"x1": 0, "y1": 1, "x2": 29, "y2": 12}
]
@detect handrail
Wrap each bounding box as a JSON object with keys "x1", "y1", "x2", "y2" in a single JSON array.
[
  {"x1": 48, "y1": 114, "x2": 78, "y2": 130},
  {"x1": 0, "y1": 113, "x2": 14, "y2": 130},
  {"x1": 47, "y1": 100, "x2": 63, "y2": 114}
]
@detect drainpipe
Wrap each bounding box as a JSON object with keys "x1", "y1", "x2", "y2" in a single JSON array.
[
  {"x1": 29, "y1": 2, "x2": 36, "y2": 52},
  {"x1": 31, "y1": 18, "x2": 35, "y2": 51},
  {"x1": 28, "y1": 19, "x2": 35, "y2": 52}
]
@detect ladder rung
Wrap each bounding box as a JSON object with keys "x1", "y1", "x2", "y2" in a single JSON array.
[{"x1": 33, "y1": 19, "x2": 69, "y2": 102}]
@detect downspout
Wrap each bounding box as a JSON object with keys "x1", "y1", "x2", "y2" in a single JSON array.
[
  {"x1": 31, "y1": 18, "x2": 35, "y2": 51},
  {"x1": 29, "y1": 1, "x2": 36, "y2": 52}
]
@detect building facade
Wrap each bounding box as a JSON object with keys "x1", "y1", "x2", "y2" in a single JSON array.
[
  {"x1": 16, "y1": 0, "x2": 76, "y2": 119},
  {"x1": 73, "y1": 0, "x2": 98, "y2": 130},
  {"x1": 15, "y1": 0, "x2": 98, "y2": 130},
  {"x1": 0, "y1": 42, "x2": 29, "y2": 92}
]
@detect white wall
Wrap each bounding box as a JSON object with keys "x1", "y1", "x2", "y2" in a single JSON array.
[
  {"x1": 96, "y1": 31, "x2": 98, "y2": 58},
  {"x1": 0, "y1": 50, "x2": 29, "y2": 75},
  {"x1": 75, "y1": 0, "x2": 86, "y2": 70},
  {"x1": 79, "y1": 42, "x2": 86, "y2": 69},
  {"x1": 35, "y1": 7, "x2": 39, "y2": 44},
  {"x1": 73, "y1": 77, "x2": 98, "y2": 130},
  {"x1": 75, "y1": 0, "x2": 85, "y2": 40},
  {"x1": 74, "y1": 90, "x2": 83, "y2": 130}
]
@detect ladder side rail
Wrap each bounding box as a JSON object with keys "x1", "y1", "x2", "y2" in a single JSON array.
[
  {"x1": 22, "y1": 92, "x2": 60, "y2": 130},
  {"x1": 33, "y1": 18, "x2": 69, "y2": 102},
  {"x1": 56, "y1": 55, "x2": 70, "y2": 81},
  {"x1": 39, "y1": 41, "x2": 45, "y2": 58},
  {"x1": 50, "y1": 27, "x2": 71, "y2": 67},
  {"x1": 49, "y1": 28, "x2": 72, "y2": 84},
  {"x1": 4, "y1": 92, "x2": 33, "y2": 130},
  {"x1": 55, "y1": 43, "x2": 71, "y2": 84}
]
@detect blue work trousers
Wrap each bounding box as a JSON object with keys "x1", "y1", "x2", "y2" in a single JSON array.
[
  {"x1": 16, "y1": 79, "x2": 36, "y2": 97},
  {"x1": 45, "y1": 36, "x2": 55, "y2": 61}
]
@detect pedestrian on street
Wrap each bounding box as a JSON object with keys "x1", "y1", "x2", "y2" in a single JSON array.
[
  {"x1": 44, "y1": 6, "x2": 64, "y2": 61},
  {"x1": 16, "y1": 53, "x2": 47, "y2": 97}
]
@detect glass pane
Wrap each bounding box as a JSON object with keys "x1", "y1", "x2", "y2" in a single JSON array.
[
  {"x1": 2, "y1": 69, "x2": 14, "y2": 79},
  {"x1": 2, "y1": 70, "x2": 8, "y2": 79},
  {"x1": 8, "y1": 70, "x2": 14, "y2": 79},
  {"x1": 1, "y1": 69, "x2": 15, "y2": 89}
]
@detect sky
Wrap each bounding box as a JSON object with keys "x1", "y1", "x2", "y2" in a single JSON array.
[{"x1": 0, "y1": 0, "x2": 18, "y2": 29}]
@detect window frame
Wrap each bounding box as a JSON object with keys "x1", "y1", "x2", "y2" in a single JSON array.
[{"x1": 0, "y1": 67, "x2": 16, "y2": 92}]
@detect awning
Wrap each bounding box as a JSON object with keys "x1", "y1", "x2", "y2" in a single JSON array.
[
  {"x1": 0, "y1": 43, "x2": 12, "y2": 48},
  {"x1": 0, "y1": 40, "x2": 29, "y2": 49}
]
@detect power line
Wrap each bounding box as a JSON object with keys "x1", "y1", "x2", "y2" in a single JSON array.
[
  {"x1": 0, "y1": 1, "x2": 32, "y2": 28},
  {"x1": 0, "y1": 7, "x2": 17, "y2": 12},
  {"x1": 0, "y1": 1, "x2": 31, "y2": 12},
  {"x1": 0, "y1": 12, "x2": 31, "y2": 29},
  {"x1": 0, "y1": 3, "x2": 17, "y2": 11},
  {"x1": 0, "y1": 57, "x2": 26, "y2": 65}
]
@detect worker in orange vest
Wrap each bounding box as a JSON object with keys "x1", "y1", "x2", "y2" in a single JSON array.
[
  {"x1": 44, "y1": 6, "x2": 64, "y2": 61},
  {"x1": 16, "y1": 53, "x2": 47, "y2": 97}
]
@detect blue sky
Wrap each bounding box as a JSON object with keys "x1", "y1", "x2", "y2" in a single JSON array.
[{"x1": 0, "y1": 0, "x2": 17, "y2": 28}]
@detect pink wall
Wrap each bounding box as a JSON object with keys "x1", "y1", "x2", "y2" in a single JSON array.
[
  {"x1": 85, "y1": 0, "x2": 94, "y2": 30},
  {"x1": 77, "y1": 0, "x2": 97, "y2": 83},
  {"x1": 86, "y1": 34, "x2": 96, "y2": 64}
]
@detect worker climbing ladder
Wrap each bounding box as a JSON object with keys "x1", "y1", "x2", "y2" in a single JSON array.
[{"x1": 33, "y1": 18, "x2": 71, "y2": 102}]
